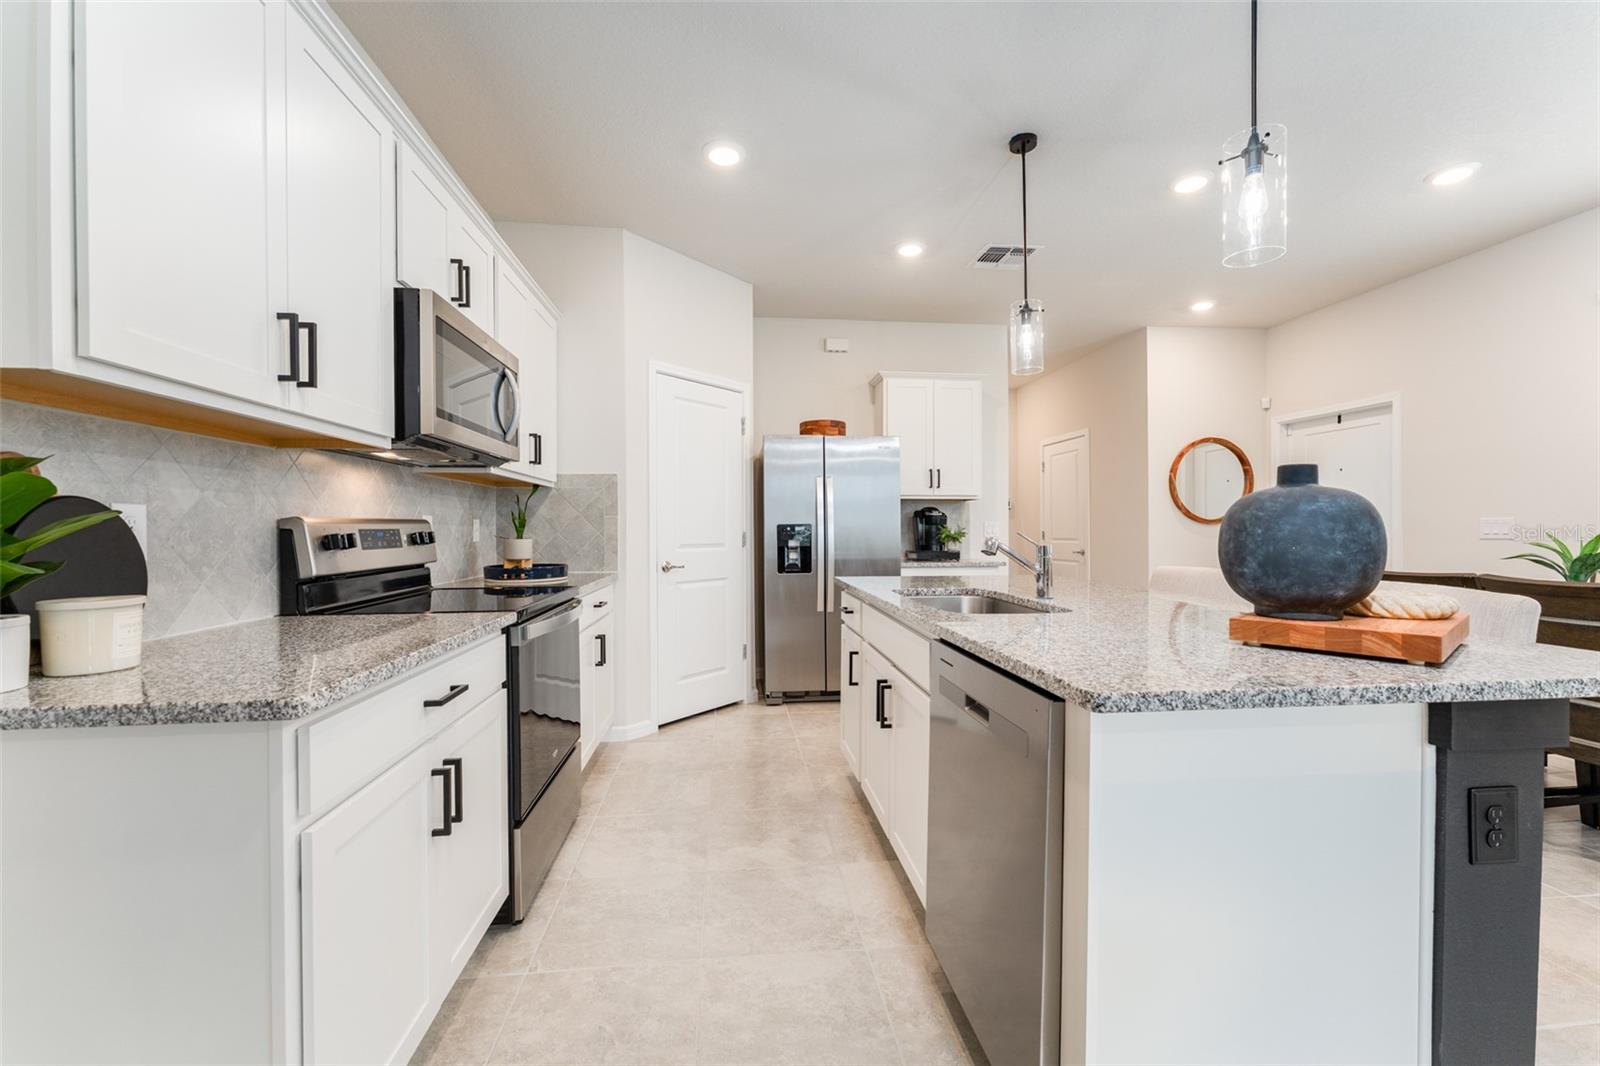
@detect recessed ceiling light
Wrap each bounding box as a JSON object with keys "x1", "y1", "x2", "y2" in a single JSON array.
[
  {"x1": 896, "y1": 242, "x2": 924, "y2": 258},
  {"x1": 704, "y1": 141, "x2": 743, "y2": 168},
  {"x1": 1425, "y1": 162, "x2": 1481, "y2": 187},
  {"x1": 1172, "y1": 174, "x2": 1209, "y2": 195},
  {"x1": 1189, "y1": 299, "x2": 1216, "y2": 313}
]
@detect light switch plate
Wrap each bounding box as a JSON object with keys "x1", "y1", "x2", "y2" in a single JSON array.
[
  {"x1": 1479, "y1": 517, "x2": 1516, "y2": 541},
  {"x1": 110, "y1": 503, "x2": 147, "y2": 555}
]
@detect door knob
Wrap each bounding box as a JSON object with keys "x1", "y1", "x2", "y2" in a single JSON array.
[
  {"x1": 1072, "y1": 549, "x2": 1087, "y2": 556},
  {"x1": 660, "y1": 561, "x2": 685, "y2": 573}
]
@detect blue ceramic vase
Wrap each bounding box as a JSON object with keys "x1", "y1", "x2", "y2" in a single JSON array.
[{"x1": 1217, "y1": 464, "x2": 1387, "y2": 620}]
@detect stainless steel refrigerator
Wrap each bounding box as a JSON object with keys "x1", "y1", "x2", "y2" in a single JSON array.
[{"x1": 762, "y1": 435, "x2": 901, "y2": 699}]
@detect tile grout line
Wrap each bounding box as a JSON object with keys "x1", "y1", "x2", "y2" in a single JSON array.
[{"x1": 861, "y1": 941, "x2": 911, "y2": 1066}]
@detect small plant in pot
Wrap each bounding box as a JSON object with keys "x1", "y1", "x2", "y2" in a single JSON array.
[
  {"x1": 499, "y1": 486, "x2": 540, "y2": 569},
  {"x1": 0, "y1": 455, "x2": 122, "y2": 692},
  {"x1": 1504, "y1": 534, "x2": 1600, "y2": 583}
]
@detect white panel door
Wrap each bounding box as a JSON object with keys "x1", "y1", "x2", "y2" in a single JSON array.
[
  {"x1": 1041, "y1": 432, "x2": 1090, "y2": 590},
  {"x1": 282, "y1": 12, "x2": 393, "y2": 436},
  {"x1": 448, "y1": 213, "x2": 496, "y2": 333},
  {"x1": 1280, "y1": 403, "x2": 1397, "y2": 565},
  {"x1": 886, "y1": 665, "x2": 930, "y2": 903},
  {"x1": 396, "y1": 141, "x2": 452, "y2": 295},
  {"x1": 653, "y1": 372, "x2": 748, "y2": 725},
  {"x1": 301, "y1": 748, "x2": 433, "y2": 1066},
  {"x1": 839, "y1": 624, "x2": 864, "y2": 774},
  {"x1": 858, "y1": 647, "x2": 892, "y2": 828},
  {"x1": 931, "y1": 378, "x2": 982, "y2": 498},
  {"x1": 427, "y1": 693, "x2": 509, "y2": 996},
  {"x1": 881, "y1": 377, "x2": 936, "y2": 496},
  {"x1": 77, "y1": 0, "x2": 284, "y2": 404}
]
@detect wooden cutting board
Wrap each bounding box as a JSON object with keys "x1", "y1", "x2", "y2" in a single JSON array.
[{"x1": 1229, "y1": 612, "x2": 1471, "y2": 666}]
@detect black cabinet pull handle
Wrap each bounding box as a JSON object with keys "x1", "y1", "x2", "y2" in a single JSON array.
[
  {"x1": 450, "y1": 258, "x2": 466, "y2": 304},
  {"x1": 531, "y1": 432, "x2": 543, "y2": 465},
  {"x1": 424, "y1": 683, "x2": 469, "y2": 708},
  {"x1": 430, "y1": 766, "x2": 452, "y2": 836},
  {"x1": 592, "y1": 601, "x2": 608, "y2": 609},
  {"x1": 462, "y1": 263, "x2": 471, "y2": 308},
  {"x1": 847, "y1": 650, "x2": 858, "y2": 687},
  {"x1": 297, "y1": 321, "x2": 318, "y2": 388},
  {"x1": 928, "y1": 468, "x2": 933, "y2": 489},
  {"x1": 276, "y1": 312, "x2": 300, "y2": 382},
  {"x1": 443, "y1": 757, "x2": 463, "y2": 823},
  {"x1": 595, "y1": 633, "x2": 608, "y2": 667},
  {"x1": 840, "y1": 606, "x2": 854, "y2": 615},
  {"x1": 875, "y1": 678, "x2": 890, "y2": 724}
]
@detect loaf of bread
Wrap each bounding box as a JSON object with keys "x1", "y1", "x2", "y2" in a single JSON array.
[{"x1": 1347, "y1": 588, "x2": 1460, "y2": 620}]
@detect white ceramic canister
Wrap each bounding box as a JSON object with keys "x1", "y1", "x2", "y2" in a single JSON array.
[
  {"x1": 36, "y1": 595, "x2": 148, "y2": 677},
  {"x1": 0, "y1": 615, "x2": 30, "y2": 692}
]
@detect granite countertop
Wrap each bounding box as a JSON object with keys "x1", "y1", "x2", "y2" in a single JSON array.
[
  {"x1": 838, "y1": 573, "x2": 1600, "y2": 713},
  {"x1": 0, "y1": 612, "x2": 515, "y2": 730},
  {"x1": 900, "y1": 559, "x2": 1007, "y2": 569}
]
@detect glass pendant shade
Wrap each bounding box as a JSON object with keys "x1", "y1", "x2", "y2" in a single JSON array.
[
  {"x1": 1009, "y1": 299, "x2": 1045, "y2": 376},
  {"x1": 1219, "y1": 123, "x2": 1287, "y2": 268}
]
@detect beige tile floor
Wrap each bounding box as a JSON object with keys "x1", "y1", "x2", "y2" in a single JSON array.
[{"x1": 414, "y1": 705, "x2": 1600, "y2": 1066}]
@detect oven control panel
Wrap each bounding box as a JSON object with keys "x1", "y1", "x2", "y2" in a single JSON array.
[{"x1": 279, "y1": 516, "x2": 439, "y2": 579}]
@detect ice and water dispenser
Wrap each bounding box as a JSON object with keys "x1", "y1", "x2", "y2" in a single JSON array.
[{"x1": 776, "y1": 524, "x2": 813, "y2": 574}]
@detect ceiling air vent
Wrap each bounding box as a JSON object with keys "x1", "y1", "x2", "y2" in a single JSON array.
[{"x1": 971, "y1": 244, "x2": 1038, "y2": 270}]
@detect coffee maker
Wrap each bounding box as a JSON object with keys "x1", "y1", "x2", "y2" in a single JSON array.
[{"x1": 909, "y1": 506, "x2": 958, "y2": 561}]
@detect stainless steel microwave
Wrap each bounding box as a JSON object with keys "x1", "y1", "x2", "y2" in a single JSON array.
[{"x1": 392, "y1": 287, "x2": 520, "y2": 467}]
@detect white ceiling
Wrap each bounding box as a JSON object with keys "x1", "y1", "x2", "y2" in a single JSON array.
[{"x1": 335, "y1": 1, "x2": 1600, "y2": 363}]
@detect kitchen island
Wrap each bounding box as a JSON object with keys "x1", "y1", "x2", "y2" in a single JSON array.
[{"x1": 837, "y1": 572, "x2": 1600, "y2": 1066}]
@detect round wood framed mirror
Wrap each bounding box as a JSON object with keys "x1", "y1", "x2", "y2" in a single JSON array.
[{"x1": 1168, "y1": 437, "x2": 1254, "y2": 524}]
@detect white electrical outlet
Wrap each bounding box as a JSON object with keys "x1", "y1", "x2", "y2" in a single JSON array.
[
  {"x1": 111, "y1": 503, "x2": 148, "y2": 555},
  {"x1": 472, "y1": 517, "x2": 481, "y2": 542},
  {"x1": 1479, "y1": 517, "x2": 1517, "y2": 541}
]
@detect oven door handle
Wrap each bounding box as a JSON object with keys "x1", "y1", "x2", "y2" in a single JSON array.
[{"x1": 509, "y1": 599, "x2": 581, "y2": 646}]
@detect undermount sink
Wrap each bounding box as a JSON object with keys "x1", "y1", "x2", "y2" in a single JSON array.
[{"x1": 911, "y1": 594, "x2": 1050, "y2": 615}]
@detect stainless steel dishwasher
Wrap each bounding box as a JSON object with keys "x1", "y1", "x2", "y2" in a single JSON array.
[{"x1": 926, "y1": 642, "x2": 1066, "y2": 1066}]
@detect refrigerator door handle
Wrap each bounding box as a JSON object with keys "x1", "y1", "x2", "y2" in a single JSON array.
[
  {"x1": 815, "y1": 475, "x2": 826, "y2": 613},
  {"x1": 824, "y1": 476, "x2": 837, "y2": 613}
]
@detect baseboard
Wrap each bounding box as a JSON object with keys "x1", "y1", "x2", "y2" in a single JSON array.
[{"x1": 606, "y1": 720, "x2": 656, "y2": 742}]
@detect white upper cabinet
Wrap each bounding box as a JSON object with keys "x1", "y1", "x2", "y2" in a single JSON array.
[
  {"x1": 873, "y1": 373, "x2": 983, "y2": 499},
  {"x1": 281, "y1": 13, "x2": 394, "y2": 438},
  {"x1": 77, "y1": 0, "x2": 285, "y2": 405},
  {"x1": 494, "y1": 261, "x2": 558, "y2": 485},
  {"x1": 396, "y1": 141, "x2": 453, "y2": 297},
  {"x1": 448, "y1": 214, "x2": 496, "y2": 334}
]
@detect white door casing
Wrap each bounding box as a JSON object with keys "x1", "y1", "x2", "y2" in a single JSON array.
[
  {"x1": 651, "y1": 367, "x2": 749, "y2": 726},
  {"x1": 1041, "y1": 431, "x2": 1091, "y2": 589},
  {"x1": 1274, "y1": 397, "x2": 1401, "y2": 567}
]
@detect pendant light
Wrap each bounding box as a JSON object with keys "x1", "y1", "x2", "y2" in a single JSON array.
[
  {"x1": 1008, "y1": 132, "x2": 1045, "y2": 376},
  {"x1": 1218, "y1": 0, "x2": 1287, "y2": 268}
]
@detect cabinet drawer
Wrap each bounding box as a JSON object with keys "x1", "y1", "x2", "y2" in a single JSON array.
[
  {"x1": 297, "y1": 637, "x2": 505, "y2": 817},
  {"x1": 579, "y1": 584, "x2": 615, "y2": 630},
  {"x1": 840, "y1": 591, "x2": 863, "y2": 634},
  {"x1": 863, "y1": 606, "x2": 930, "y2": 694}
]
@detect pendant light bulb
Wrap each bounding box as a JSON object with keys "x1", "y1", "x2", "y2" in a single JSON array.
[
  {"x1": 1007, "y1": 132, "x2": 1045, "y2": 376},
  {"x1": 1218, "y1": 0, "x2": 1287, "y2": 268}
]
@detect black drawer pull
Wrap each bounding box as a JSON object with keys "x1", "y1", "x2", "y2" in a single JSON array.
[
  {"x1": 424, "y1": 683, "x2": 469, "y2": 708},
  {"x1": 297, "y1": 320, "x2": 318, "y2": 388},
  {"x1": 276, "y1": 311, "x2": 300, "y2": 382},
  {"x1": 840, "y1": 606, "x2": 854, "y2": 615},
  {"x1": 847, "y1": 650, "x2": 858, "y2": 687},
  {"x1": 591, "y1": 600, "x2": 608, "y2": 609},
  {"x1": 443, "y1": 757, "x2": 463, "y2": 823},
  {"x1": 875, "y1": 678, "x2": 891, "y2": 726},
  {"x1": 430, "y1": 766, "x2": 452, "y2": 837},
  {"x1": 595, "y1": 633, "x2": 608, "y2": 667}
]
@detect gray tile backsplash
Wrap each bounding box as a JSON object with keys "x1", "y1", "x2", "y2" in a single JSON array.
[
  {"x1": 0, "y1": 400, "x2": 501, "y2": 640},
  {"x1": 900, "y1": 499, "x2": 973, "y2": 559},
  {"x1": 505, "y1": 474, "x2": 618, "y2": 574}
]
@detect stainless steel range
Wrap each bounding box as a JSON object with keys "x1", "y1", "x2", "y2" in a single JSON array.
[{"x1": 277, "y1": 516, "x2": 579, "y2": 923}]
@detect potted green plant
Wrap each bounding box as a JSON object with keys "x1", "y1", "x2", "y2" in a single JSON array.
[
  {"x1": 1, "y1": 455, "x2": 122, "y2": 691},
  {"x1": 1504, "y1": 534, "x2": 1600, "y2": 583},
  {"x1": 937, "y1": 526, "x2": 967, "y2": 554},
  {"x1": 499, "y1": 486, "x2": 540, "y2": 568}
]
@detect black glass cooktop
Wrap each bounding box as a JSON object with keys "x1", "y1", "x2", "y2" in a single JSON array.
[{"x1": 426, "y1": 585, "x2": 576, "y2": 615}]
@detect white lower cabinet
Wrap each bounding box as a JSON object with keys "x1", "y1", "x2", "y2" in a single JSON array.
[
  {"x1": 845, "y1": 610, "x2": 931, "y2": 904},
  {"x1": 301, "y1": 746, "x2": 435, "y2": 1065},
  {"x1": 579, "y1": 585, "x2": 616, "y2": 766},
  {"x1": 839, "y1": 625, "x2": 864, "y2": 774}
]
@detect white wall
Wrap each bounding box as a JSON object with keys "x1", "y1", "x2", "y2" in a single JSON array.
[
  {"x1": 494, "y1": 224, "x2": 754, "y2": 731},
  {"x1": 1011, "y1": 330, "x2": 1150, "y2": 589},
  {"x1": 1145, "y1": 327, "x2": 1269, "y2": 572},
  {"x1": 1266, "y1": 209, "x2": 1600, "y2": 575},
  {"x1": 752, "y1": 317, "x2": 1010, "y2": 554}
]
